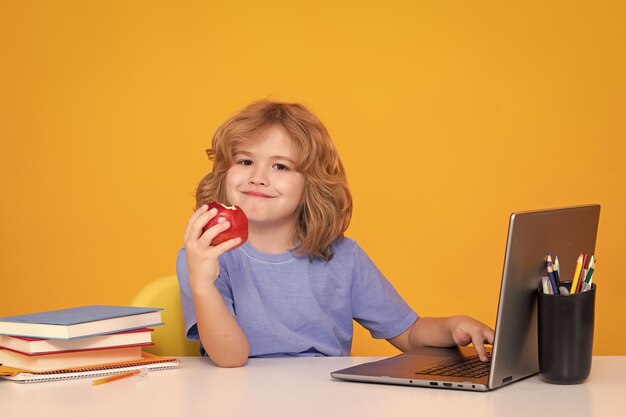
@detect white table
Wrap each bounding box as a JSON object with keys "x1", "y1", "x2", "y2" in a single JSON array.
[{"x1": 2, "y1": 356, "x2": 624, "y2": 417}]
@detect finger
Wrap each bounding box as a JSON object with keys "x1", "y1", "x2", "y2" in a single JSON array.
[
  {"x1": 455, "y1": 332, "x2": 471, "y2": 347},
  {"x1": 200, "y1": 218, "x2": 232, "y2": 245},
  {"x1": 212, "y1": 237, "x2": 243, "y2": 255},
  {"x1": 451, "y1": 327, "x2": 471, "y2": 347},
  {"x1": 468, "y1": 329, "x2": 489, "y2": 361},
  {"x1": 183, "y1": 204, "x2": 208, "y2": 241},
  {"x1": 484, "y1": 328, "x2": 495, "y2": 345},
  {"x1": 184, "y1": 205, "x2": 216, "y2": 242}
]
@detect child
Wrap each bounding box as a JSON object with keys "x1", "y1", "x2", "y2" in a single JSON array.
[{"x1": 177, "y1": 100, "x2": 494, "y2": 367}]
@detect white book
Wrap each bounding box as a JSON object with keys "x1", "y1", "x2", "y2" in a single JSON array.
[{"x1": 0, "y1": 328, "x2": 153, "y2": 354}]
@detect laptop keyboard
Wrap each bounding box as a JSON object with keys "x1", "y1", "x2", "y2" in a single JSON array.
[{"x1": 415, "y1": 352, "x2": 492, "y2": 378}]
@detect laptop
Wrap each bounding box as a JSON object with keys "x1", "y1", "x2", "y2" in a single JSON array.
[{"x1": 331, "y1": 204, "x2": 601, "y2": 391}]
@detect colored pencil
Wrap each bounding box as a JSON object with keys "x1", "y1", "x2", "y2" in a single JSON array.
[
  {"x1": 584, "y1": 256, "x2": 595, "y2": 284},
  {"x1": 92, "y1": 369, "x2": 142, "y2": 386},
  {"x1": 570, "y1": 253, "x2": 584, "y2": 294},
  {"x1": 547, "y1": 263, "x2": 560, "y2": 295}
]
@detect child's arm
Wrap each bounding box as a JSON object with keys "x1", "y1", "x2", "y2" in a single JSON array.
[
  {"x1": 388, "y1": 316, "x2": 494, "y2": 362},
  {"x1": 190, "y1": 283, "x2": 249, "y2": 367},
  {"x1": 184, "y1": 205, "x2": 250, "y2": 367}
]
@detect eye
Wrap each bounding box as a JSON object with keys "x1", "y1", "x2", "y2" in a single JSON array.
[
  {"x1": 237, "y1": 159, "x2": 253, "y2": 166},
  {"x1": 273, "y1": 163, "x2": 289, "y2": 171}
]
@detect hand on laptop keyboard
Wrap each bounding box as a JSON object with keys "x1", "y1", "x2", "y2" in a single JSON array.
[
  {"x1": 389, "y1": 316, "x2": 494, "y2": 362},
  {"x1": 448, "y1": 315, "x2": 494, "y2": 362}
]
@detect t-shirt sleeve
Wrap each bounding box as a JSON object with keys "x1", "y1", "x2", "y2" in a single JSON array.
[
  {"x1": 351, "y1": 245, "x2": 418, "y2": 340},
  {"x1": 175, "y1": 248, "x2": 236, "y2": 341}
]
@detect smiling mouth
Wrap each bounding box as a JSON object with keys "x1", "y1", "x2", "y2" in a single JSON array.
[{"x1": 243, "y1": 191, "x2": 274, "y2": 198}]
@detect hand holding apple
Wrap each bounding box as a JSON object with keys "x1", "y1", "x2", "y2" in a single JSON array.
[{"x1": 202, "y1": 201, "x2": 248, "y2": 249}]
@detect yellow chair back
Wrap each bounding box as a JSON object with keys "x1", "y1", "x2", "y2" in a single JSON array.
[{"x1": 130, "y1": 274, "x2": 200, "y2": 356}]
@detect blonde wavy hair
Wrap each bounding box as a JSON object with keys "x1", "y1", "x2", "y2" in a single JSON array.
[{"x1": 196, "y1": 100, "x2": 352, "y2": 260}]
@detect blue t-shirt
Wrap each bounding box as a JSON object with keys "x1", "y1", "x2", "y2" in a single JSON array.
[{"x1": 176, "y1": 237, "x2": 418, "y2": 357}]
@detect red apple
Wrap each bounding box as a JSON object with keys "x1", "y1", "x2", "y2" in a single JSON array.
[{"x1": 202, "y1": 201, "x2": 248, "y2": 249}]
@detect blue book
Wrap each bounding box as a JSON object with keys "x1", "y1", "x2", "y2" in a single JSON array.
[{"x1": 0, "y1": 305, "x2": 163, "y2": 340}]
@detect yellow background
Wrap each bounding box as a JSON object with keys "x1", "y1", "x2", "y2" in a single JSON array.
[{"x1": 1, "y1": 1, "x2": 625, "y2": 356}]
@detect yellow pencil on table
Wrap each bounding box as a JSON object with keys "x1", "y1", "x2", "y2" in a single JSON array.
[
  {"x1": 570, "y1": 253, "x2": 584, "y2": 294},
  {"x1": 91, "y1": 369, "x2": 141, "y2": 386}
]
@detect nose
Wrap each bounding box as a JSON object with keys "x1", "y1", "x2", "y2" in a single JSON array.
[
  {"x1": 249, "y1": 178, "x2": 266, "y2": 186},
  {"x1": 248, "y1": 167, "x2": 268, "y2": 186}
]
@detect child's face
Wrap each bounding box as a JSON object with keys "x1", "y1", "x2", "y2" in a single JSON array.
[{"x1": 225, "y1": 124, "x2": 305, "y2": 232}]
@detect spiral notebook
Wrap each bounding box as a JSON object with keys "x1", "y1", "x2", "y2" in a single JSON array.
[{"x1": 0, "y1": 351, "x2": 179, "y2": 383}]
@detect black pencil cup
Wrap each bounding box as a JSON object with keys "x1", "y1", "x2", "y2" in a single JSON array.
[{"x1": 537, "y1": 282, "x2": 596, "y2": 384}]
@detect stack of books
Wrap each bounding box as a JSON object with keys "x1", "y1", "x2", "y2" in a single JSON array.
[{"x1": 0, "y1": 305, "x2": 179, "y2": 382}]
